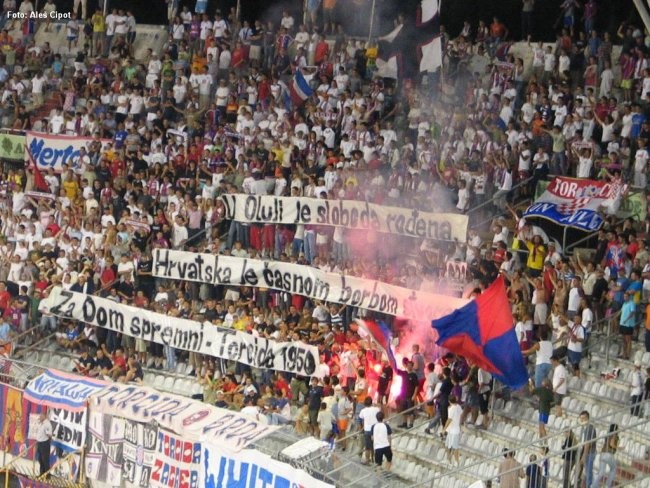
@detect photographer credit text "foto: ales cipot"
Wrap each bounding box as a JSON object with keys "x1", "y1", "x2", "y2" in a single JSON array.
[{"x1": 6, "y1": 10, "x2": 71, "y2": 20}]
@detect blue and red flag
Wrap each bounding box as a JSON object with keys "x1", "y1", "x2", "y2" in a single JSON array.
[
  {"x1": 431, "y1": 276, "x2": 528, "y2": 390},
  {"x1": 289, "y1": 69, "x2": 314, "y2": 107},
  {"x1": 355, "y1": 319, "x2": 397, "y2": 370}
]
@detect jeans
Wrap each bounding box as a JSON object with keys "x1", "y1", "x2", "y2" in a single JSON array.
[
  {"x1": 333, "y1": 241, "x2": 347, "y2": 262},
  {"x1": 165, "y1": 345, "x2": 176, "y2": 371},
  {"x1": 535, "y1": 362, "x2": 552, "y2": 388},
  {"x1": 268, "y1": 413, "x2": 292, "y2": 425},
  {"x1": 291, "y1": 238, "x2": 303, "y2": 257},
  {"x1": 551, "y1": 151, "x2": 567, "y2": 175},
  {"x1": 227, "y1": 221, "x2": 249, "y2": 249},
  {"x1": 631, "y1": 394, "x2": 643, "y2": 416},
  {"x1": 591, "y1": 452, "x2": 616, "y2": 488},
  {"x1": 40, "y1": 315, "x2": 57, "y2": 331},
  {"x1": 584, "y1": 452, "x2": 596, "y2": 488},
  {"x1": 304, "y1": 231, "x2": 316, "y2": 263}
]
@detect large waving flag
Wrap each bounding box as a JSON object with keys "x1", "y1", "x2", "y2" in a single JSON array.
[
  {"x1": 289, "y1": 70, "x2": 314, "y2": 107},
  {"x1": 355, "y1": 319, "x2": 397, "y2": 370},
  {"x1": 431, "y1": 277, "x2": 528, "y2": 390},
  {"x1": 378, "y1": 0, "x2": 442, "y2": 79},
  {"x1": 26, "y1": 144, "x2": 50, "y2": 192}
]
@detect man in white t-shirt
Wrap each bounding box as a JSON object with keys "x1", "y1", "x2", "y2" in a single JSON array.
[
  {"x1": 371, "y1": 411, "x2": 392, "y2": 471},
  {"x1": 105, "y1": 8, "x2": 117, "y2": 55},
  {"x1": 567, "y1": 315, "x2": 584, "y2": 377},
  {"x1": 551, "y1": 354, "x2": 568, "y2": 416},
  {"x1": 633, "y1": 140, "x2": 649, "y2": 188},
  {"x1": 31, "y1": 71, "x2": 46, "y2": 106},
  {"x1": 358, "y1": 397, "x2": 380, "y2": 464}
]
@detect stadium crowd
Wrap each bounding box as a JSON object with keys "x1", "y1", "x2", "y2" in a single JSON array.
[{"x1": 0, "y1": 0, "x2": 650, "y2": 484}]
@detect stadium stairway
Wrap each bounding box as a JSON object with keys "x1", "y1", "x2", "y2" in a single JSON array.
[
  {"x1": 385, "y1": 334, "x2": 650, "y2": 488},
  {"x1": 25, "y1": 333, "x2": 650, "y2": 488}
]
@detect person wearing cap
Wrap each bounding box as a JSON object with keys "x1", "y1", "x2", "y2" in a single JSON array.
[{"x1": 630, "y1": 360, "x2": 644, "y2": 417}]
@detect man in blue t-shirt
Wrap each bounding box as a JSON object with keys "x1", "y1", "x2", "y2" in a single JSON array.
[{"x1": 630, "y1": 104, "x2": 646, "y2": 140}]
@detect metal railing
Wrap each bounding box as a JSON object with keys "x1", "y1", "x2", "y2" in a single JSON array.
[
  {"x1": 466, "y1": 176, "x2": 534, "y2": 217},
  {"x1": 2, "y1": 444, "x2": 37, "y2": 488},
  {"x1": 36, "y1": 449, "x2": 85, "y2": 487},
  {"x1": 408, "y1": 396, "x2": 650, "y2": 488}
]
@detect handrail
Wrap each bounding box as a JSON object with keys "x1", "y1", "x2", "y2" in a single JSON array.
[
  {"x1": 3, "y1": 444, "x2": 36, "y2": 488},
  {"x1": 335, "y1": 401, "x2": 425, "y2": 447},
  {"x1": 7, "y1": 324, "x2": 41, "y2": 349},
  {"x1": 563, "y1": 215, "x2": 629, "y2": 255},
  {"x1": 466, "y1": 176, "x2": 534, "y2": 216},
  {"x1": 13, "y1": 333, "x2": 57, "y2": 360},
  {"x1": 407, "y1": 381, "x2": 650, "y2": 487},
  {"x1": 36, "y1": 449, "x2": 83, "y2": 483}
]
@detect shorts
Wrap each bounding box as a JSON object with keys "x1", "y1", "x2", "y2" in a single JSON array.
[
  {"x1": 620, "y1": 326, "x2": 634, "y2": 336},
  {"x1": 375, "y1": 446, "x2": 393, "y2": 465},
  {"x1": 337, "y1": 418, "x2": 349, "y2": 433},
  {"x1": 67, "y1": 35, "x2": 78, "y2": 41},
  {"x1": 445, "y1": 432, "x2": 460, "y2": 450},
  {"x1": 567, "y1": 349, "x2": 582, "y2": 369},
  {"x1": 563, "y1": 15, "x2": 574, "y2": 27},
  {"x1": 364, "y1": 432, "x2": 373, "y2": 450},
  {"x1": 399, "y1": 398, "x2": 414, "y2": 412},
  {"x1": 621, "y1": 79, "x2": 633, "y2": 89},
  {"x1": 554, "y1": 392, "x2": 565, "y2": 406},
  {"x1": 539, "y1": 411, "x2": 549, "y2": 424},
  {"x1": 309, "y1": 409, "x2": 319, "y2": 426},
  {"x1": 224, "y1": 289, "x2": 240, "y2": 302}
]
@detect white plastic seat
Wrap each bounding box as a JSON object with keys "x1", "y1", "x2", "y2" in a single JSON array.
[
  {"x1": 162, "y1": 376, "x2": 175, "y2": 392},
  {"x1": 406, "y1": 437, "x2": 418, "y2": 453},
  {"x1": 175, "y1": 362, "x2": 186, "y2": 374}
]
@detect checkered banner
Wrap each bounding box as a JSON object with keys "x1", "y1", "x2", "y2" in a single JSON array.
[{"x1": 524, "y1": 176, "x2": 626, "y2": 232}]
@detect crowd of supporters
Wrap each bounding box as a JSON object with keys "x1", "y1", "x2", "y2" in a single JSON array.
[{"x1": 0, "y1": 0, "x2": 650, "y2": 482}]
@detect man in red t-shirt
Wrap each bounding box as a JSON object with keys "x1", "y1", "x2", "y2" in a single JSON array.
[
  {"x1": 0, "y1": 282, "x2": 11, "y2": 315},
  {"x1": 106, "y1": 347, "x2": 128, "y2": 380}
]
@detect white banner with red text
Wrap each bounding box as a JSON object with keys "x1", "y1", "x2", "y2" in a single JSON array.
[{"x1": 524, "y1": 176, "x2": 626, "y2": 231}]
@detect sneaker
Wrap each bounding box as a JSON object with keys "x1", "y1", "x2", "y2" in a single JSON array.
[
  {"x1": 398, "y1": 423, "x2": 408, "y2": 429},
  {"x1": 424, "y1": 428, "x2": 431, "y2": 435}
]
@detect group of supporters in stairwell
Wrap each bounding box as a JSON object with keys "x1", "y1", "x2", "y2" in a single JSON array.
[{"x1": 1, "y1": 0, "x2": 650, "y2": 483}]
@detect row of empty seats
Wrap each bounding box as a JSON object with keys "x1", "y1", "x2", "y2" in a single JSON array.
[{"x1": 29, "y1": 349, "x2": 205, "y2": 399}]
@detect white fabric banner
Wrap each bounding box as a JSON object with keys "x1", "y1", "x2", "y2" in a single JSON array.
[
  {"x1": 24, "y1": 369, "x2": 108, "y2": 453},
  {"x1": 419, "y1": 0, "x2": 440, "y2": 25},
  {"x1": 150, "y1": 428, "x2": 201, "y2": 488},
  {"x1": 524, "y1": 176, "x2": 627, "y2": 232},
  {"x1": 202, "y1": 444, "x2": 334, "y2": 488},
  {"x1": 220, "y1": 194, "x2": 468, "y2": 241},
  {"x1": 88, "y1": 384, "x2": 276, "y2": 451},
  {"x1": 26, "y1": 132, "x2": 111, "y2": 172},
  {"x1": 121, "y1": 420, "x2": 158, "y2": 488},
  {"x1": 39, "y1": 287, "x2": 319, "y2": 376},
  {"x1": 153, "y1": 249, "x2": 468, "y2": 321}
]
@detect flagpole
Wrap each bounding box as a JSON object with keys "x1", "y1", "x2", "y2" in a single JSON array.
[{"x1": 368, "y1": 0, "x2": 376, "y2": 42}]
